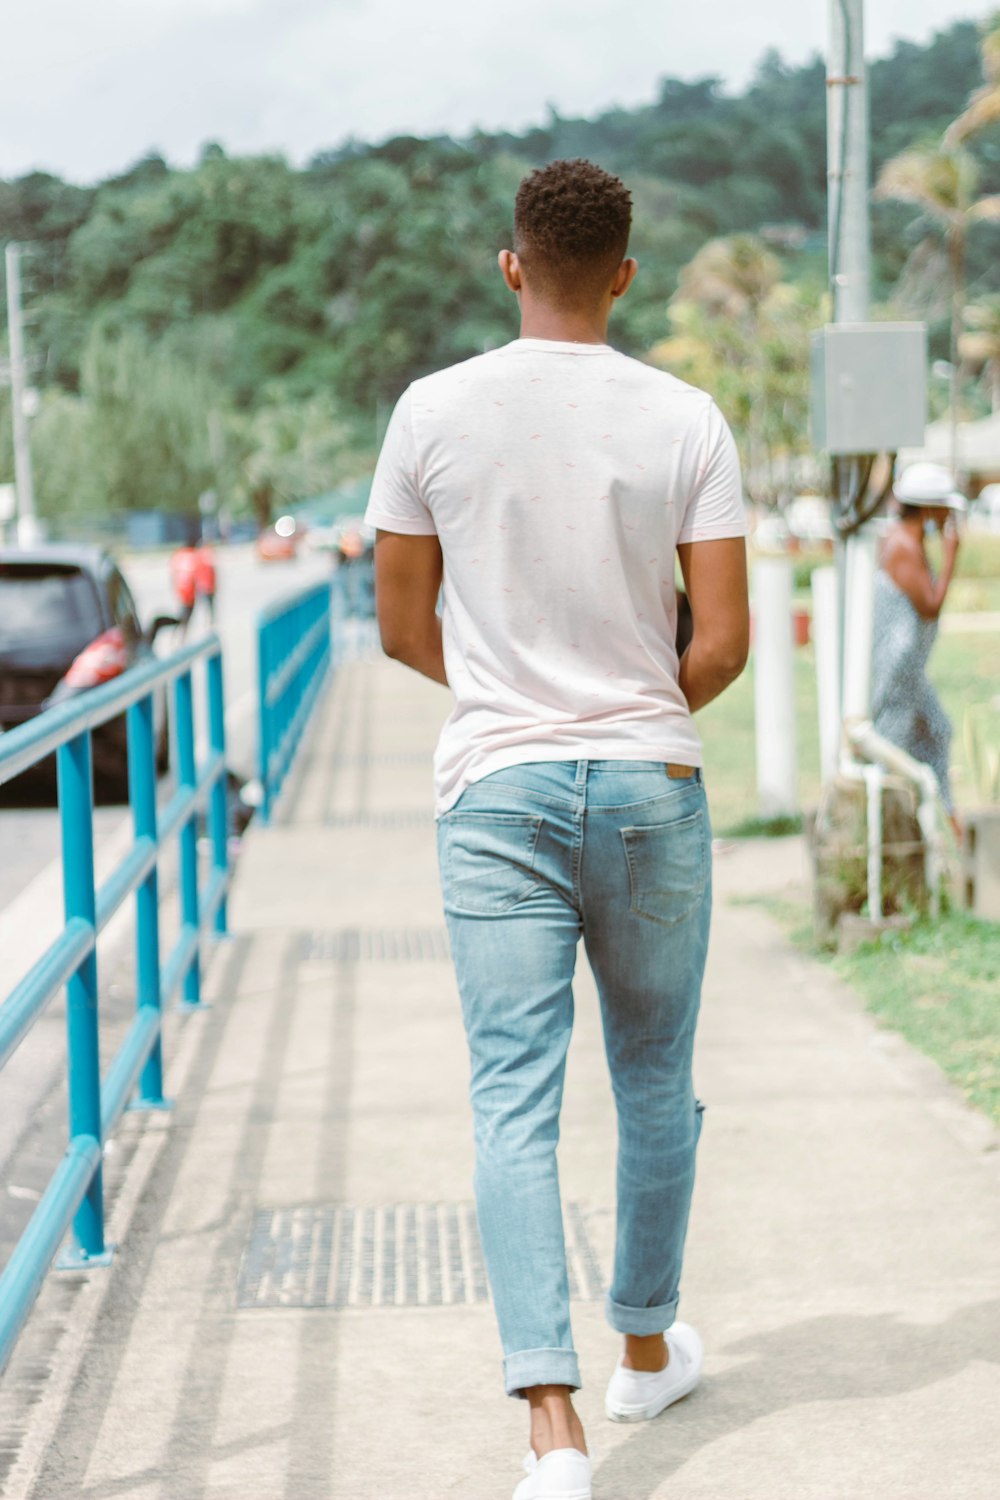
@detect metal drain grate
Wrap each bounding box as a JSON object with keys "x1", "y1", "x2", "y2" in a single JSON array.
[
  {"x1": 322, "y1": 809, "x2": 434, "y2": 829},
  {"x1": 236, "y1": 1202, "x2": 607, "y2": 1310},
  {"x1": 301, "y1": 928, "x2": 451, "y2": 963}
]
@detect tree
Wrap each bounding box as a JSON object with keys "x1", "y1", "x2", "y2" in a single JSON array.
[
  {"x1": 3, "y1": 18, "x2": 995, "y2": 530},
  {"x1": 649, "y1": 235, "x2": 819, "y2": 504},
  {"x1": 70, "y1": 326, "x2": 221, "y2": 516},
  {"x1": 959, "y1": 295, "x2": 1000, "y2": 411},
  {"x1": 672, "y1": 233, "x2": 783, "y2": 319},
  {"x1": 875, "y1": 144, "x2": 1000, "y2": 466},
  {"x1": 228, "y1": 395, "x2": 371, "y2": 528},
  {"x1": 944, "y1": 11, "x2": 1000, "y2": 146}
]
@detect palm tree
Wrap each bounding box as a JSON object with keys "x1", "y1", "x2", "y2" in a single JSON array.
[
  {"x1": 659, "y1": 236, "x2": 783, "y2": 499},
  {"x1": 673, "y1": 233, "x2": 783, "y2": 321},
  {"x1": 874, "y1": 145, "x2": 1000, "y2": 471},
  {"x1": 944, "y1": 12, "x2": 1000, "y2": 146},
  {"x1": 959, "y1": 296, "x2": 1000, "y2": 413},
  {"x1": 651, "y1": 235, "x2": 814, "y2": 504}
]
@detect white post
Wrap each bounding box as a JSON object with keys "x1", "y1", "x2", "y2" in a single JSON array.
[
  {"x1": 811, "y1": 565, "x2": 841, "y2": 781},
  {"x1": 841, "y1": 531, "x2": 877, "y2": 726},
  {"x1": 827, "y1": 0, "x2": 877, "y2": 773},
  {"x1": 863, "y1": 763, "x2": 884, "y2": 920},
  {"x1": 753, "y1": 557, "x2": 798, "y2": 818},
  {"x1": 4, "y1": 243, "x2": 41, "y2": 545}
]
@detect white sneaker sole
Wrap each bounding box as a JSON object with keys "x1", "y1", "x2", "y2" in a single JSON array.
[
  {"x1": 519, "y1": 1488, "x2": 591, "y2": 1500},
  {"x1": 604, "y1": 1363, "x2": 700, "y2": 1423}
]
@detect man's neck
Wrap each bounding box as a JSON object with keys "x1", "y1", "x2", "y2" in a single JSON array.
[{"x1": 517, "y1": 302, "x2": 610, "y2": 346}]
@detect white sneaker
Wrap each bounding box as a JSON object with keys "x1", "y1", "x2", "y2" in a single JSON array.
[
  {"x1": 512, "y1": 1447, "x2": 592, "y2": 1500},
  {"x1": 604, "y1": 1321, "x2": 703, "y2": 1423}
]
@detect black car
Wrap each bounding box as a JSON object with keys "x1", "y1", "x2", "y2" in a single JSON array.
[{"x1": 0, "y1": 545, "x2": 176, "y2": 799}]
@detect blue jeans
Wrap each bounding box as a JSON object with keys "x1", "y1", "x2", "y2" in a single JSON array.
[{"x1": 436, "y1": 760, "x2": 711, "y2": 1397}]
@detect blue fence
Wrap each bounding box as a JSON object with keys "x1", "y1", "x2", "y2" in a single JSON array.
[
  {"x1": 0, "y1": 636, "x2": 230, "y2": 1373},
  {"x1": 257, "y1": 581, "x2": 332, "y2": 823}
]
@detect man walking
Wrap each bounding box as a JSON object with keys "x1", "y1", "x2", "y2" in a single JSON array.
[{"x1": 365, "y1": 159, "x2": 748, "y2": 1500}]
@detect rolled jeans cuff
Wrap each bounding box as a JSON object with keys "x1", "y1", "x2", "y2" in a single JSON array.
[
  {"x1": 605, "y1": 1294, "x2": 679, "y2": 1336},
  {"x1": 503, "y1": 1346, "x2": 582, "y2": 1399}
]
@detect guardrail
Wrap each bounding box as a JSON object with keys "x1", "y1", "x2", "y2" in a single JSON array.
[
  {"x1": 257, "y1": 581, "x2": 332, "y2": 823},
  {"x1": 0, "y1": 636, "x2": 230, "y2": 1374}
]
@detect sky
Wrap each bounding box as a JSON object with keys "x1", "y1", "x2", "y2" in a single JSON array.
[{"x1": 0, "y1": 0, "x2": 991, "y2": 184}]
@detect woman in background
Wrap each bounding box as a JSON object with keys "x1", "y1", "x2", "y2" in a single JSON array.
[{"x1": 872, "y1": 461, "x2": 966, "y2": 835}]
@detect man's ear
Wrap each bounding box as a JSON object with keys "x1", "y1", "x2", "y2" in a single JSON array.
[
  {"x1": 610, "y1": 257, "x2": 639, "y2": 300},
  {"x1": 498, "y1": 249, "x2": 522, "y2": 294}
]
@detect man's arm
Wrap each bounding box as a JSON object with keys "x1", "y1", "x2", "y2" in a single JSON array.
[
  {"x1": 676, "y1": 537, "x2": 750, "y2": 712},
  {"x1": 373, "y1": 530, "x2": 448, "y2": 686}
]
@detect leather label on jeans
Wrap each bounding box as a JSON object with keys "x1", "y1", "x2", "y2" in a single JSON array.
[{"x1": 666, "y1": 764, "x2": 695, "y2": 779}]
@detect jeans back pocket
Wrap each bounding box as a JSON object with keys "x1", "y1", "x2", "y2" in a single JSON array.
[
  {"x1": 621, "y1": 806, "x2": 708, "y2": 927},
  {"x1": 439, "y1": 811, "x2": 543, "y2": 915}
]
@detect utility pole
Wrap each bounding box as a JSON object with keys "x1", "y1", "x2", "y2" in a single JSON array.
[
  {"x1": 827, "y1": 0, "x2": 871, "y2": 326},
  {"x1": 4, "y1": 242, "x2": 41, "y2": 546},
  {"x1": 810, "y1": 0, "x2": 929, "y2": 940},
  {"x1": 826, "y1": 0, "x2": 876, "y2": 732}
]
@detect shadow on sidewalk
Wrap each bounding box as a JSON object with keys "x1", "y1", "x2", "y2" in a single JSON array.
[
  {"x1": 594, "y1": 1299, "x2": 1000, "y2": 1497},
  {"x1": 25, "y1": 926, "x2": 362, "y2": 1500}
]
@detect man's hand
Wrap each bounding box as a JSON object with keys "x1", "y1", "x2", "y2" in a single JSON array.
[
  {"x1": 373, "y1": 530, "x2": 448, "y2": 686},
  {"x1": 676, "y1": 537, "x2": 750, "y2": 712}
]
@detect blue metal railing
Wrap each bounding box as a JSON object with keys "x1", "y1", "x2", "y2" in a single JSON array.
[
  {"x1": 0, "y1": 636, "x2": 230, "y2": 1373},
  {"x1": 257, "y1": 581, "x2": 332, "y2": 823}
]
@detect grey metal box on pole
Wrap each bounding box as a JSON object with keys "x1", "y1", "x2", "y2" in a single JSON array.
[{"x1": 810, "y1": 323, "x2": 927, "y2": 454}]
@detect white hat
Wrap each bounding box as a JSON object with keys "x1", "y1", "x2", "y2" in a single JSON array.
[{"x1": 895, "y1": 461, "x2": 967, "y2": 511}]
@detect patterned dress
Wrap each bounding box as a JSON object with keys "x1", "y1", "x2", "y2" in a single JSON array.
[{"x1": 871, "y1": 568, "x2": 954, "y2": 810}]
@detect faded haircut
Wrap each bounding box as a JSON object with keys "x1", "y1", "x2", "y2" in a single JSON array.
[{"x1": 513, "y1": 158, "x2": 632, "y2": 307}]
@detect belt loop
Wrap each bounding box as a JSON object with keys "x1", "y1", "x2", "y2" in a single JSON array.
[{"x1": 575, "y1": 759, "x2": 588, "y2": 789}]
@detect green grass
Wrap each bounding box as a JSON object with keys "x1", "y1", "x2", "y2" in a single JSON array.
[
  {"x1": 700, "y1": 648, "x2": 821, "y2": 836},
  {"x1": 950, "y1": 533, "x2": 1000, "y2": 581},
  {"x1": 722, "y1": 813, "x2": 804, "y2": 839},
  {"x1": 946, "y1": 577, "x2": 1000, "y2": 614},
  {"x1": 753, "y1": 894, "x2": 1000, "y2": 1127},
  {"x1": 701, "y1": 620, "x2": 1000, "y2": 837}
]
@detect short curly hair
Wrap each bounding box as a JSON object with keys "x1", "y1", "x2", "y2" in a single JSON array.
[{"x1": 514, "y1": 158, "x2": 632, "y2": 306}]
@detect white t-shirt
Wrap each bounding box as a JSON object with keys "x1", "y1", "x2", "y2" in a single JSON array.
[{"x1": 365, "y1": 337, "x2": 747, "y2": 816}]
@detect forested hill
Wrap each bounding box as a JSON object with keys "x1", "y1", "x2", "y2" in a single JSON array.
[{"x1": 0, "y1": 18, "x2": 994, "y2": 523}]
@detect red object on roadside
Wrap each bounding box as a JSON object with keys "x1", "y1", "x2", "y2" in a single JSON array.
[
  {"x1": 63, "y1": 627, "x2": 128, "y2": 688},
  {"x1": 194, "y1": 545, "x2": 216, "y2": 596},
  {"x1": 170, "y1": 545, "x2": 198, "y2": 606}
]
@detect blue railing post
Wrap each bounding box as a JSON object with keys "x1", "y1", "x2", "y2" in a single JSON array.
[
  {"x1": 0, "y1": 636, "x2": 233, "y2": 1370},
  {"x1": 258, "y1": 625, "x2": 272, "y2": 825},
  {"x1": 207, "y1": 652, "x2": 229, "y2": 934},
  {"x1": 256, "y1": 581, "x2": 333, "y2": 823},
  {"x1": 56, "y1": 731, "x2": 112, "y2": 1267},
  {"x1": 127, "y1": 694, "x2": 167, "y2": 1108},
  {"x1": 173, "y1": 670, "x2": 201, "y2": 1008}
]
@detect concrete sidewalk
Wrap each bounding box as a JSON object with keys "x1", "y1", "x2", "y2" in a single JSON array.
[{"x1": 2, "y1": 655, "x2": 999, "y2": 1500}]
